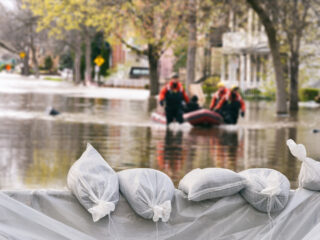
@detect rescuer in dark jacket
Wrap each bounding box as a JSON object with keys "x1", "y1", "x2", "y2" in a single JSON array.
[
  {"x1": 184, "y1": 95, "x2": 201, "y2": 113},
  {"x1": 213, "y1": 85, "x2": 245, "y2": 124},
  {"x1": 159, "y1": 74, "x2": 189, "y2": 125}
]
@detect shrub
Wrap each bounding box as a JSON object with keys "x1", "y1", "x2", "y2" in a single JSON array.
[
  {"x1": 202, "y1": 76, "x2": 220, "y2": 97},
  {"x1": 299, "y1": 88, "x2": 319, "y2": 101},
  {"x1": 44, "y1": 56, "x2": 53, "y2": 71}
]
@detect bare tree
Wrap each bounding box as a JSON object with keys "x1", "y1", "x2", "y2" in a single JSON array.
[
  {"x1": 0, "y1": 0, "x2": 46, "y2": 77},
  {"x1": 246, "y1": 0, "x2": 316, "y2": 112},
  {"x1": 113, "y1": 0, "x2": 187, "y2": 95},
  {"x1": 186, "y1": 0, "x2": 197, "y2": 94},
  {"x1": 246, "y1": 0, "x2": 288, "y2": 114},
  {"x1": 280, "y1": 0, "x2": 312, "y2": 110}
]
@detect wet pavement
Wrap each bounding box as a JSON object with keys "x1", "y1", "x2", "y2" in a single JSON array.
[{"x1": 0, "y1": 73, "x2": 319, "y2": 189}]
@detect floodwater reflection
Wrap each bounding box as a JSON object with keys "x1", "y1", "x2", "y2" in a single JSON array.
[{"x1": 0, "y1": 87, "x2": 319, "y2": 189}]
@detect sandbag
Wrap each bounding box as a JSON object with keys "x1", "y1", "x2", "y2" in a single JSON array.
[
  {"x1": 287, "y1": 139, "x2": 320, "y2": 191},
  {"x1": 240, "y1": 168, "x2": 290, "y2": 213},
  {"x1": 67, "y1": 143, "x2": 119, "y2": 222},
  {"x1": 118, "y1": 168, "x2": 174, "y2": 222},
  {"x1": 179, "y1": 168, "x2": 246, "y2": 201}
]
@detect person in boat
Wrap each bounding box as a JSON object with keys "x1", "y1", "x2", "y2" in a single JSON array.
[
  {"x1": 209, "y1": 81, "x2": 229, "y2": 110},
  {"x1": 184, "y1": 95, "x2": 201, "y2": 113},
  {"x1": 213, "y1": 85, "x2": 245, "y2": 124},
  {"x1": 159, "y1": 73, "x2": 190, "y2": 125},
  {"x1": 46, "y1": 106, "x2": 60, "y2": 116}
]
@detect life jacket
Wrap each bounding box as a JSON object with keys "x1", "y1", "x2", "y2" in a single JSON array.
[
  {"x1": 210, "y1": 88, "x2": 229, "y2": 109},
  {"x1": 159, "y1": 80, "x2": 189, "y2": 108}
]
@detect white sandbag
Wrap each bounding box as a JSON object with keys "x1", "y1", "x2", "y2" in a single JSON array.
[
  {"x1": 240, "y1": 168, "x2": 290, "y2": 213},
  {"x1": 67, "y1": 143, "x2": 119, "y2": 222},
  {"x1": 178, "y1": 168, "x2": 246, "y2": 201},
  {"x1": 118, "y1": 168, "x2": 174, "y2": 222},
  {"x1": 287, "y1": 139, "x2": 320, "y2": 190}
]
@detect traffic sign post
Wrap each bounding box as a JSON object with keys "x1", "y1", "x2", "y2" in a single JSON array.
[
  {"x1": 94, "y1": 56, "x2": 104, "y2": 84},
  {"x1": 94, "y1": 65, "x2": 100, "y2": 82},
  {"x1": 94, "y1": 56, "x2": 104, "y2": 67},
  {"x1": 19, "y1": 52, "x2": 26, "y2": 59}
]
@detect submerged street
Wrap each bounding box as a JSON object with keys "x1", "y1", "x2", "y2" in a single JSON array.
[{"x1": 0, "y1": 73, "x2": 319, "y2": 189}]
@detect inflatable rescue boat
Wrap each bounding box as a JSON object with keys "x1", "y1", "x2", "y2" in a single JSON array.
[{"x1": 151, "y1": 109, "x2": 223, "y2": 126}]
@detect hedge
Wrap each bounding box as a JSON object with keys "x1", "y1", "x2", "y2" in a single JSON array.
[{"x1": 299, "y1": 88, "x2": 319, "y2": 101}]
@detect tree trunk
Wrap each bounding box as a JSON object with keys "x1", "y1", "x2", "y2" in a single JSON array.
[
  {"x1": 186, "y1": 0, "x2": 197, "y2": 95},
  {"x1": 74, "y1": 44, "x2": 82, "y2": 84},
  {"x1": 148, "y1": 44, "x2": 160, "y2": 96},
  {"x1": 22, "y1": 51, "x2": 30, "y2": 76},
  {"x1": 84, "y1": 34, "x2": 92, "y2": 85},
  {"x1": 30, "y1": 45, "x2": 39, "y2": 78},
  {"x1": 289, "y1": 52, "x2": 299, "y2": 111},
  {"x1": 246, "y1": 0, "x2": 287, "y2": 114},
  {"x1": 269, "y1": 39, "x2": 287, "y2": 114}
]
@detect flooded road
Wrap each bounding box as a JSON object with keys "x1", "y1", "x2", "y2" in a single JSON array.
[{"x1": 0, "y1": 73, "x2": 319, "y2": 189}]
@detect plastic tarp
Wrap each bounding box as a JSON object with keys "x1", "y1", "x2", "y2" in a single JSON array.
[{"x1": 1, "y1": 188, "x2": 320, "y2": 240}]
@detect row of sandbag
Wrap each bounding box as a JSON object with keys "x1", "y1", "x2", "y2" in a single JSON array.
[{"x1": 66, "y1": 139, "x2": 318, "y2": 223}]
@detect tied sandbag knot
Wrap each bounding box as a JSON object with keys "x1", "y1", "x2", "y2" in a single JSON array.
[
  {"x1": 88, "y1": 200, "x2": 115, "y2": 222},
  {"x1": 260, "y1": 172, "x2": 281, "y2": 196},
  {"x1": 286, "y1": 139, "x2": 307, "y2": 161},
  {"x1": 152, "y1": 200, "x2": 171, "y2": 222}
]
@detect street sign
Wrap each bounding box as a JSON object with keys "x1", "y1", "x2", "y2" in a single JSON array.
[
  {"x1": 94, "y1": 55, "x2": 105, "y2": 67},
  {"x1": 19, "y1": 52, "x2": 26, "y2": 59}
]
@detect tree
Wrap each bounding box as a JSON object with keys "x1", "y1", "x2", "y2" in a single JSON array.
[
  {"x1": 186, "y1": 0, "x2": 197, "y2": 94},
  {"x1": 246, "y1": 0, "x2": 288, "y2": 114},
  {"x1": 25, "y1": 0, "x2": 101, "y2": 84},
  {"x1": 184, "y1": 0, "x2": 229, "y2": 90},
  {"x1": 280, "y1": 0, "x2": 312, "y2": 110},
  {"x1": 111, "y1": 0, "x2": 187, "y2": 95},
  {"x1": 0, "y1": 0, "x2": 45, "y2": 77},
  {"x1": 246, "y1": 0, "x2": 316, "y2": 112}
]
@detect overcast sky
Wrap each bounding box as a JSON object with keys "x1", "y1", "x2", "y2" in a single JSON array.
[{"x1": 0, "y1": 0, "x2": 16, "y2": 10}]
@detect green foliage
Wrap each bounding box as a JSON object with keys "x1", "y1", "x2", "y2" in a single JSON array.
[
  {"x1": 80, "y1": 33, "x2": 111, "y2": 80},
  {"x1": 202, "y1": 76, "x2": 220, "y2": 97},
  {"x1": 173, "y1": 45, "x2": 187, "y2": 72},
  {"x1": 260, "y1": 80, "x2": 276, "y2": 100},
  {"x1": 0, "y1": 64, "x2": 5, "y2": 72},
  {"x1": 299, "y1": 88, "x2": 319, "y2": 102},
  {"x1": 59, "y1": 53, "x2": 73, "y2": 70},
  {"x1": 243, "y1": 88, "x2": 274, "y2": 101},
  {"x1": 91, "y1": 32, "x2": 110, "y2": 77},
  {"x1": 44, "y1": 56, "x2": 53, "y2": 71}
]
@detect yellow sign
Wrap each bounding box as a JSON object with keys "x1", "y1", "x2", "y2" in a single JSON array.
[
  {"x1": 19, "y1": 52, "x2": 26, "y2": 59},
  {"x1": 94, "y1": 56, "x2": 105, "y2": 67}
]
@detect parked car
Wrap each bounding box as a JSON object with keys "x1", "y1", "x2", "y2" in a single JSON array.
[{"x1": 129, "y1": 67, "x2": 149, "y2": 79}]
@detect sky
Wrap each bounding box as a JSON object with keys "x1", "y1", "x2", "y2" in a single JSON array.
[{"x1": 0, "y1": 0, "x2": 16, "y2": 10}]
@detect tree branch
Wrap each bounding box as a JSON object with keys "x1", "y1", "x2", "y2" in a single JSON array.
[
  {"x1": 0, "y1": 41, "x2": 18, "y2": 54},
  {"x1": 115, "y1": 33, "x2": 147, "y2": 55}
]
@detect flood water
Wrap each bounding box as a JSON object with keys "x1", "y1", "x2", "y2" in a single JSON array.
[{"x1": 0, "y1": 74, "x2": 320, "y2": 189}]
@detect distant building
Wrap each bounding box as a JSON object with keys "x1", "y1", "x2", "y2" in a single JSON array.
[
  {"x1": 195, "y1": 8, "x2": 272, "y2": 91},
  {"x1": 221, "y1": 9, "x2": 271, "y2": 90},
  {"x1": 196, "y1": 7, "x2": 320, "y2": 91}
]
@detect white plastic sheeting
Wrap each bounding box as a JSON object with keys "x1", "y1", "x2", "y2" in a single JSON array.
[{"x1": 2, "y1": 188, "x2": 320, "y2": 240}]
